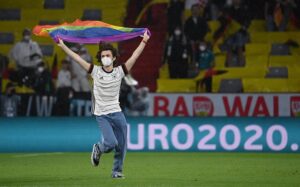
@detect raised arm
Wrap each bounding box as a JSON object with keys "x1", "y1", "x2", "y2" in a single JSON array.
[
  {"x1": 125, "y1": 31, "x2": 150, "y2": 71},
  {"x1": 57, "y1": 39, "x2": 91, "y2": 71}
]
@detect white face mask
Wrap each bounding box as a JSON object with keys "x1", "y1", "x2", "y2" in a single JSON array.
[
  {"x1": 23, "y1": 35, "x2": 31, "y2": 41},
  {"x1": 38, "y1": 66, "x2": 44, "y2": 73},
  {"x1": 199, "y1": 46, "x2": 206, "y2": 51},
  {"x1": 101, "y1": 57, "x2": 113, "y2": 66},
  {"x1": 174, "y1": 30, "x2": 181, "y2": 36}
]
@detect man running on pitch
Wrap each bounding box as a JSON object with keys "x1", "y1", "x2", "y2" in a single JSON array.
[{"x1": 58, "y1": 31, "x2": 150, "y2": 178}]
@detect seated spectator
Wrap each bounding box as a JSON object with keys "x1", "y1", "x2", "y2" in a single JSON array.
[
  {"x1": 54, "y1": 60, "x2": 73, "y2": 116},
  {"x1": 9, "y1": 28, "x2": 43, "y2": 87},
  {"x1": 164, "y1": 26, "x2": 190, "y2": 78},
  {"x1": 66, "y1": 44, "x2": 92, "y2": 93},
  {"x1": 0, "y1": 82, "x2": 20, "y2": 117}
]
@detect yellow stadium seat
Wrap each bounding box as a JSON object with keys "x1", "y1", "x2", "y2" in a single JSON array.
[
  {"x1": 184, "y1": 9, "x2": 191, "y2": 20},
  {"x1": 251, "y1": 32, "x2": 300, "y2": 43},
  {"x1": 0, "y1": 21, "x2": 37, "y2": 33},
  {"x1": 159, "y1": 63, "x2": 169, "y2": 79},
  {"x1": 268, "y1": 56, "x2": 300, "y2": 78},
  {"x1": 22, "y1": 9, "x2": 77, "y2": 22},
  {"x1": 0, "y1": 0, "x2": 43, "y2": 9},
  {"x1": 0, "y1": 44, "x2": 13, "y2": 56},
  {"x1": 249, "y1": 20, "x2": 265, "y2": 32},
  {"x1": 208, "y1": 21, "x2": 220, "y2": 33},
  {"x1": 243, "y1": 78, "x2": 289, "y2": 93},
  {"x1": 1, "y1": 79, "x2": 9, "y2": 93},
  {"x1": 290, "y1": 47, "x2": 300, "y2": 56},
  {"x1": 84, "y1": 44, "x2": 99, "y2": 63},
  {"x1": 214, "y1": 55, "x2": 226, "y2": 68},
  {"x1": 245, "y1": 43, "x2": 271, "y2": 55},
  {"x1": 267, "y1": 32, "x2": 290, "y2": 43},
  {"x1": 157, "y1": 79, "x2": 196, "y2": 93},
  {"x1": 205, "y1": 21, "x2": 221, "y2": 42},
  {"x1": 242, "y1": 78, "x2": 265, "y2": 93},
  {"x1": 15, "y1": 85, "x2": 35, "y2": 94},
  {"x1": 245, "y1": 55, "x2": 268, "y2": 68},
  {"x1": 32, "y1": 36, "x2": 54, "y2": 45},
  {"x1": 250, "y1": 32, "x2": 269, "y2": 43},
  {"x1": 288, "y1": 67, "x2": 300, "y2": 78},
  {"x1": 212, "y1": 67, "x2": 266, "y2": 92},
  {"x1": 261, "y1": 79, "x2": 289, "y2": 92},
  {"x1": 288, "y1": 79, "x2": 300, "y2": 92},
  {"x1": 269, "y1": 55, "x2": 299, "y2": 67}
]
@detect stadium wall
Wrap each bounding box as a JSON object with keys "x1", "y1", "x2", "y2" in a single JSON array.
[{"x1": 0, "y1": 117, "x2": 299, "y2": 153}]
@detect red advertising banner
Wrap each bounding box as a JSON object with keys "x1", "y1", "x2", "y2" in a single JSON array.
[{"x1": 148, "y1": 94, "x2": 300, "y2": 117}]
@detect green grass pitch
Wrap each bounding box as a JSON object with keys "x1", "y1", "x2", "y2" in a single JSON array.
[{"x1": 0, "y1": 152, "x2": 300, "y2": 187}]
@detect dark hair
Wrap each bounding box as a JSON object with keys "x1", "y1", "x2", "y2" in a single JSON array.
[
  {"x1": 96, "y1": 43, "x2": 118, "y2": 63},
  {"x1": 22, "y1": 28, "x2": 31, "y2": 36}
]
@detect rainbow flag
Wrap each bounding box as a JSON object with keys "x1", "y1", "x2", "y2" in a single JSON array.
[{"x1": 33, "y1": 19, "x2": 150, "y2": 43}]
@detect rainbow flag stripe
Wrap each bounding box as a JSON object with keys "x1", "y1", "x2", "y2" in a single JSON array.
[{"x1": 33, "y1": 19, "x2": 150, "y2": 43}]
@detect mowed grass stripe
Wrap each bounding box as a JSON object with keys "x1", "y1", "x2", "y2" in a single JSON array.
[{"x1": 0, "y1": 153, "x2": 299, "y2": 187}]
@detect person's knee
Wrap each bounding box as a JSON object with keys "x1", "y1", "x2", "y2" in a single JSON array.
[{"x1": 104, "y1": 141, "x2": 118, "y2": 153}]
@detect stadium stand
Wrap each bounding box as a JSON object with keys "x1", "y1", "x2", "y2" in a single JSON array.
[
  {"x1": 1, "y1": 0, "x2": 300, "y2": 94},
  {"x1": 0, "y1": 0, "x2": 126, "y2": 93},
  {"x1": 155, "y1": 0, "x2": 300, "y2": 93}
]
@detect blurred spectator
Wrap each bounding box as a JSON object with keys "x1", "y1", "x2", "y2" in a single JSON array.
[
  {"x1": 265, "y1": 0, "x2": 297, "y2": 31},
  {"x1": 9, "y1": 28, "x2": 43, "y2": 87},
  {"x1": 54, "y1": 60, "x2": 73, "y2": 116},
  {"x1": 184, "y1": 3, "x2": 209, "y2": 43},
  {"x1": 210, "y1": 0, "x2": 226, "y2": 20},
  {"x1": 222, "y1": 0, "x2": 250, "y2": 66},
  {"x1": 184, "y1": 3, "x2": 209, "y2": 66},
  {"x1": 164, "y1": 26, "x2": 190, "y2": 78},
  {"x1": 129, "y1": 87, "x2": 150, "y2": 116},
  {"x1": 196, "y1": 41, "x2": 215, "y2": 92},
  {"x1": 120, "y1": 78, "x2": 133, "y2": 112},
  {"x1": 33, "y1": 62, "x2": 54, "y2": 95},
  {"x1": 185, "y1": 0, "x2": 208, "y2": 10},
  {"x1": 0, "y1": 82, "x2": 20, "y2": 117},
  {"x1": 196, "y1": 41, "x2": 215, "y2": 71},
  {"x1": 66, "y1": 44, "x2": 92, "y2": 93},
  {"x1": 167, "y1": 0, "x2": 185, "y2": 35},
  {"x1": 120, "y1": 74, "x2": 149, "y2": 116},
  {"x1": 57, "y1": 60, "x2": 72, "y2": 89}
]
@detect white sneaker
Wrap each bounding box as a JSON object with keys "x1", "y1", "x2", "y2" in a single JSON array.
[
  {"x1": 112, "y1": 172, "x2": 125, "y2": 179},
  {"x1": 91, "y1": 144, "x2": 101, "y2": 167}
]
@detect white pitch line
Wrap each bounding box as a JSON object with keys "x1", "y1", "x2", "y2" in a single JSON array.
[{"x1": 12, "y1": 152, "x2": 64, "y2": 158}]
